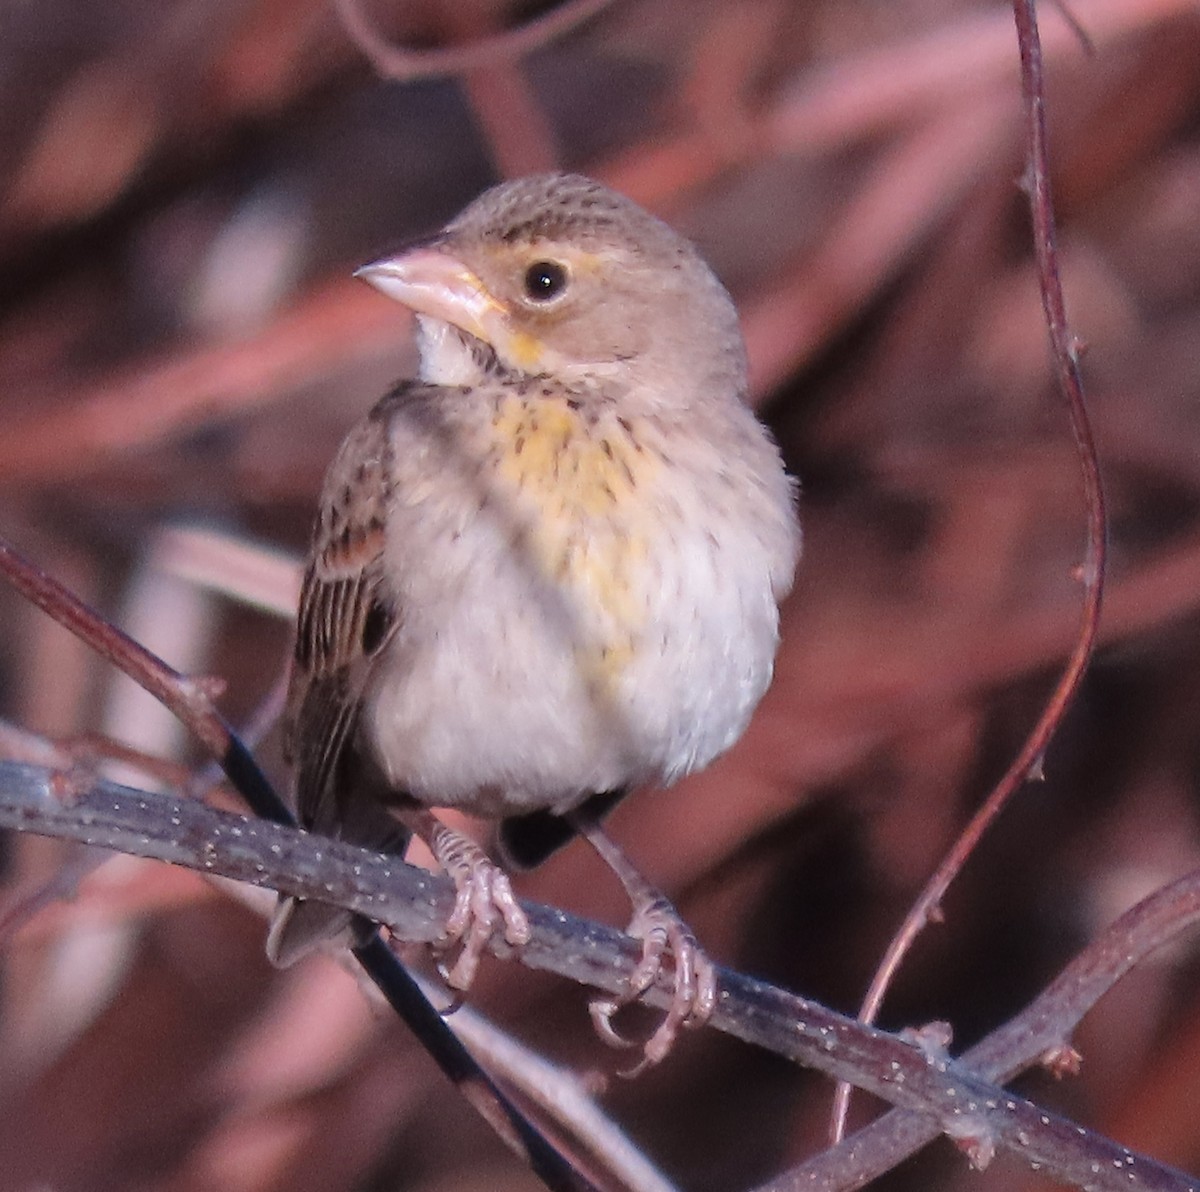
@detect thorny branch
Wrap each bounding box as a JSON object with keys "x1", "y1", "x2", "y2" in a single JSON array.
[
  {"x1": 0, "y1": 536, "x2": 593, "y2": 1192},
  {"x1": 0, "y1": 758, "x2": 1197, "y2": 1192},
  {"x1": 0, "y1": 513, "x2": 1189, "y2": 1190},
  {"x1": 761, "y1": 863, "x2": 1200, "y2": 1190},
  {"x1": 832, "y1": 0, "x2": 1109, "y2": 1140}
]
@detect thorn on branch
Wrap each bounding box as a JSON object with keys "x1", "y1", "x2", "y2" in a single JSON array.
[
  {"x1": 949, "y1": 1121, "x2": 998, "y2": 1171},
  {"x1": 1042, "y1": 1043, "x2": 1084, "y2": 1078},
  {"x1": 899, "y1": 1020, "x2": 954, "y2": 1061}
]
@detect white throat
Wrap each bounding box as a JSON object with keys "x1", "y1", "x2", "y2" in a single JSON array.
[{"x1": 415, "y1": 315, "x2": 486, "y2": 386}]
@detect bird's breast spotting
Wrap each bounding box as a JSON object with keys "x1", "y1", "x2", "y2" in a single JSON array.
[
  {"x1": 370, "y1": 384, "x2": 781, "y2": 808},
  {"x1": 485, "y1": 390, "x2": 661, "y2": 684}
]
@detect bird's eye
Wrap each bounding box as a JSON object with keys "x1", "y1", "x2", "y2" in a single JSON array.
[{"x1": 523, "y1": 260, "x2": 569, "y2": 302}]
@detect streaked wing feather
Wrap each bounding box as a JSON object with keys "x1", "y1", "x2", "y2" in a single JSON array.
[{"x1": 285, "y1": 404, "x2": 400, "y2": 838}]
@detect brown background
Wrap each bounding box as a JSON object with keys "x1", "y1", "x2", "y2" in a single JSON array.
[{"x1": 2, "y1": 1, "x2": 1200, "y2": 1189}]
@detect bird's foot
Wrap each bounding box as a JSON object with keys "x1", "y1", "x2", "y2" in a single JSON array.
[
  {"x1": 589, "y1": 891, "x2": 718, "y2": 1074},
  {"x1": 438, "y1": 836, "x2": 531, "y2": 989},
  {"x1": 402, "y1": 811, "x2": 531, "y2": 990}
]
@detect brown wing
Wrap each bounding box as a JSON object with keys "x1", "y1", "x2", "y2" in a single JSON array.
[{"x1": 285, "y1": 402, "x2": 401, "y2": 840}]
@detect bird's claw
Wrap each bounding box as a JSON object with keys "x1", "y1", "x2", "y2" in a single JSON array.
[
  {"x1": 589, "y1": 895, "x2": 717, "y2": 1073},
  {"x1": 433, "y1": 837, "x2": 531, "y2": 990}
]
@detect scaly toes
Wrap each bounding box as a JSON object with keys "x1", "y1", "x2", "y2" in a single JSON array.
[
  {"x1": 436, "y1": 851, "x2": 531, "y2": 990},
  {"x1": 488, "y1": 867, "x2": 532, "y2": 947},
  {"x1": 589, "y1": 895, "x2": 717, "y2": 1072}
]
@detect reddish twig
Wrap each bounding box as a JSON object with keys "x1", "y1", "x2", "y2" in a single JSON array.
[
  {"x1": 1049, "y1": 0, "x2": 1098, "y2": 53},
  {"x1": 831, "y1": 0, "x2": 1108, "y2": 1140},
  {"x1": 189, "y1": 660, "x2": 291, "y2": 799},
  {"x1": 0, "y1": 536, "x2": 593, "y2": 1192},
  {"x1": 442, "y1": 3, "x2": 562, "y2": 179},
  {"x1": 332, "y1": 0, "x2": 619, "y2": 82},
  {"x1": 0, "y1": 539, "x2": 268, "y2": 794},
  {"x1": 757, "y1": 864, "x2": 1200, "y2": 1191}
]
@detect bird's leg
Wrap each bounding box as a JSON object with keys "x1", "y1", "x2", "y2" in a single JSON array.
[
  {"x1": 567, "y1": 812, "x2": 718, "y2": 1071},
  {"x1": 396, "y1": 807, "x2": 531, "y2": 989}
]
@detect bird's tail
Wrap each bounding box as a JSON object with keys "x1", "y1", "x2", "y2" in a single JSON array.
[
  {"x1": 266, "y1": 896, "x2": 356, "y2": 967},
  {"x1": 265, "y1": 806, "x2": 410, "y2": 967}
]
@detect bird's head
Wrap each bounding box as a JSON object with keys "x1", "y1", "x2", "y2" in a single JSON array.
[{"x1": 356, "y1": 173, "x2": 747, "y2": 411}]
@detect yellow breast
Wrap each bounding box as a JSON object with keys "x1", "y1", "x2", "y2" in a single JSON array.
[{"x1": 488, "y1": 393, "x2": 660, "y2": 684}]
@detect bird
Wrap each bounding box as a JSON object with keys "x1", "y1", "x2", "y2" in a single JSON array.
[{"x1": 266, "y1": 172, "x2": 800, "y2": 1066}]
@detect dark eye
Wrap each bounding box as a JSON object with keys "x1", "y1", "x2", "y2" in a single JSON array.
[{"x1": 523, "y1": 260, "x2": 568, "y2": 302}]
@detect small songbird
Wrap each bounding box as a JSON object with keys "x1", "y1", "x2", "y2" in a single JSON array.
[{"x1": 267, "y1": 173, "x2": 800, "y2": 1065}]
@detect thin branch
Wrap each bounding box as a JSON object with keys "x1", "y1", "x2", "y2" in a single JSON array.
[
  {"x1": 0, "y1": 537, "x2": 287, "y2": 820},
  {"x1": 332, "y1": 0, "x2": 619, "y2": 82},
  {"x1": 0, "y1": 759, "x2": 1196, "y2": 1192},
  {"x1": 1049, "y1": 0, "x2": 1097, "y2": 54},
  {"x1": 831, "y1": 0, "x2": 1109, "y2": 1139},
  {"x1": 758, "y1": 863, "x2": 1200, "y2": 1191},
  {"x1": 0, "y1": 536, "x2": 592, "y2": 1192}
]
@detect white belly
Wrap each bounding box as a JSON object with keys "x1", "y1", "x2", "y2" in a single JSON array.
[{"x1": 360, "y1": 395, "x2": 795, "y2": 816}]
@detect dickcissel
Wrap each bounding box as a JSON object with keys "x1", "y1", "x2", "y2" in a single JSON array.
[{"x1": 267, "y1": 173, "x2": 800, "y2": 1065}]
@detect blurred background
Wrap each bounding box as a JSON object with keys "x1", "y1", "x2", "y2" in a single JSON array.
[{"x1": 3, "y1": 0, "x2": 1200, "y2": 1189}]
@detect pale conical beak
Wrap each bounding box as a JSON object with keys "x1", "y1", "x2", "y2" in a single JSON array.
[{"x1": 355, "y1": 246, "x2": 511, "y2": 350}]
